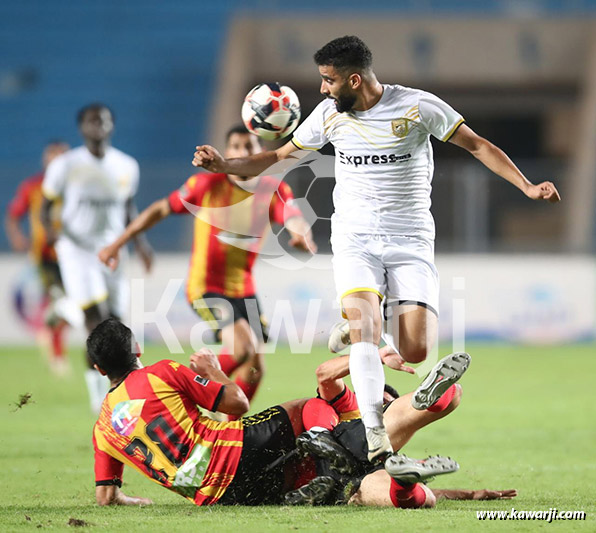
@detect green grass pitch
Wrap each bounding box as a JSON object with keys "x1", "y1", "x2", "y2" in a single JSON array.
[{"x1": 1, "y1": 343, "x2": 595, "y2": 531}]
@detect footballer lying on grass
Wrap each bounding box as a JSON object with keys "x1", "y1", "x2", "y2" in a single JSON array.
[{"x1": 90, "y1": 318, "x2": 515, "y2": 508}]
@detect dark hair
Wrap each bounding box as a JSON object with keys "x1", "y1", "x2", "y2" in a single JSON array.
[
  {"x1": 86, "y1": 318, "x2": 137, "y2": 379},
  {"x1": 225, "y1": 123, "x2": 262, "y2": 144},
  {"x1": 314, "y1": 36, "x2": 373, "y2": 73},
  {"x1": 77, "y1": 102, "x2": 114, "y2": 125}
]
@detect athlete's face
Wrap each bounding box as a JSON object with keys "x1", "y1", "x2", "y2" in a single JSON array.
[
  {"x1": 319, "y1": 65, "x2": 357, "y2": 113},
  {"x1": 225, "y1": 133, "x2": 262, "y2": 159},
  {"x1": 225, "y1": 132, "x2": 262, "y2": 182},
  {"x1": 80, "y1": 107, "x2": 114, "y2": 143}
]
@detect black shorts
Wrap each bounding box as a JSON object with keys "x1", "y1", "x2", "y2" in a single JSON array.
[
  {"x1": 331, "y1": 401, "x2": 396, "y2": 476},
  {"x1": 190, "y1": 292, "x2": 269, "y2": 342},
  {"x1": 218, "y1": 406, "x2": 296, "y2": 506}
]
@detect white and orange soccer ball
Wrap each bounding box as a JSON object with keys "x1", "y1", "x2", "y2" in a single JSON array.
[{"x1": 241, "y1": 83, "x2": 301, "y2": 141}]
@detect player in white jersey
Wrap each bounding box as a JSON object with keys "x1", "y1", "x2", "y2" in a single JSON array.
[
  {"x1": 191, "y1": 36, "x2": 560, "y2": 462},
  {"x1": 41, "y1": 103, "x2": 153, "y2": 412}
]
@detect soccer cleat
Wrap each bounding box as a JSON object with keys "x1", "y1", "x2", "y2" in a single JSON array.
[
  {"x1": 284, "y1": 476, "x2": 337, "y2": 506},
  {"x1": 296, "y1": 430, "x2": 359, "y2": 476},
  {"x1": 366, "y1": 426, "x2": 393, "y2": 464},
  {"x1": 328, "y1": 320, "x2": 351, "y2": 353},
  {"x1": 411, "y1": 352, "x2": 471, "y2": 411},
  {"x1": 385, "y1": 453, "x2": 459, "y2": 485}
]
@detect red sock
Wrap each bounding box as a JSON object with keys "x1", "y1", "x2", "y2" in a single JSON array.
[
  {"x1": 328, "y1": 386, "x2": 360, "y2": 419},
  {"x1": 302, "y1": 398, "x2": 339, "y2": 431},
  {"x1": 427, "y1": 384, "x2": 457, "y2": 412},
  {"x1": 389, "y1": 478, "x2": 427, "y2": 508},
  {"x1": 51, "y1": 325, "x2": 65, "y2": 359},
  {"x1": 218, "y1": 348, "x2": 240, "y2": 376}
]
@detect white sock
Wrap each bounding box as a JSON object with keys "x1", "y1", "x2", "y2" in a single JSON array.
[
  {"x1": 85, "y1": 369, "x2": 109, "y2": 414},
  {"x1": 349, "y1": 341, "x2": 385, "y2": 429}
]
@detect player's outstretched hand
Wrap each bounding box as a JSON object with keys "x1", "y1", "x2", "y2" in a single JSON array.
[
  {"x1": 379, "y1": 346, "x2": 416, "y2": 374},
  {"x1": 192, "y1": 145, "x2": 225, "y2": 172},
  {"x1": 98, "y1": 244, "x2": 120, "y2": 271},
  {"x1": 472, "y1": 489, "x2": 518, "y2": 500},
  {"x1": 525, "y1": 181, "x2": 561, "y2": 203},
  {"x1": 189, "y1": 348, "x2": 222, "y2": 376}
]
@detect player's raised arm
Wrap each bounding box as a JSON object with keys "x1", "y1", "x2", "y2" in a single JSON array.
[
  {"x1": 192, "y1": 140, "x2": 298, "y2": 176},
  {"x1": 189, "y1": 349, "x2": 249, "y2": 415},
  {"x1": 449, "y1": 124, "x2": 561, "y2": 203},
  {"x1": 99, "y1": 198, "x2": 170, "y2": 271}
]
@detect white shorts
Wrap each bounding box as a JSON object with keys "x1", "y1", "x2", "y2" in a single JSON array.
[
  {"x1": 330, "y1": 233, "x2": 439, "y2": 316},
  {"x1": 56, "y1": 237, "x2": 129, "y2": 318}
]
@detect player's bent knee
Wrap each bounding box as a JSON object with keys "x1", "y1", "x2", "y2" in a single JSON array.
[{"x1": 400, "y1": 343, "x2": 429, "y2": 364}]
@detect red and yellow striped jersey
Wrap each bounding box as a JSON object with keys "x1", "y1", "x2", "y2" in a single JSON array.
[
  {"x1": 8, "y1": 172, "x2": 61, "y2": 262},
  {"x1": 93, "y1": 360, "x2": 244, "y2": 505},
  {"x1": 168, "y1": 173, "x2": 301, "y2": 302}
]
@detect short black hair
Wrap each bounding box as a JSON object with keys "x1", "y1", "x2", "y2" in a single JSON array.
[
  {"x1": 86, "y1": 318, "x2": 137, "y2": 380},
  {"x1": 225, "y1": 123, "x2": 262, "y2": 145},
  {"x1": 77, "y1": 102, "x2": 114, "y2": 125},
  {"x1": 314, "y1": 36, "x2": 373, "y2": 73}
]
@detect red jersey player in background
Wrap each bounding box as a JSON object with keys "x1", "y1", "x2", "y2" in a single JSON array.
[
  {"x1": 99, "y1": 125, "x2": 316, "y2": 414},
  {"x1": 5, "y1": 141, "x2": 72, "y2": 375}
]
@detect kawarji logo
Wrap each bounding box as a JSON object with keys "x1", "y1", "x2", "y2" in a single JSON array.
[{"x1": 111, "y1": 399, "x2": 145, "y2": 436}]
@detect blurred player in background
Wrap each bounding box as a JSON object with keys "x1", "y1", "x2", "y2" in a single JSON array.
[
  {"x1": 192, "y1": 36, "x2": 561, "y2": 462},
  {"x1": 99, "y1": 125, "x2": 315, "y2": 415},
  {"x1": 5, "y1": 141, "x2": 72, "y2": 375},
  {"x1": 41, "y1": 103, "x2": 153, "y2": 413}
]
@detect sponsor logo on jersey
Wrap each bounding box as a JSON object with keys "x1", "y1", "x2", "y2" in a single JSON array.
[
  {"x1": 337, "y1": 150, "x2": 412, "y2": 168},
  {"x1": 111, "y1": 399, "x2": 145, "y2": 436}
]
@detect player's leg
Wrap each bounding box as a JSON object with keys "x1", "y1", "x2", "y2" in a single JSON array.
[
  {"x1": 56, "y1": 239, "x2": 110, "y2": 412},
  {"x1": 384, "y1": 235, "x2": 440, "y2": 364},
  {"x1": 332, "y1": 233, "x2": 390, "y2": 462},
  {"x1": 348, "y1": 468, "x2": 436, "y2": 508},
  {"x1": 382, "y1": 386, "x2": 462, "y2": 451},
  {"x1": 39, "y1": 259, "x2": 70, "y2": 375},
  {"x1": 343, "y1": 291, "x2": 390, "y2": 461}
]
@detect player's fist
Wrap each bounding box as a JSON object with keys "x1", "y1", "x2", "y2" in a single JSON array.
[
  {"x1": 98, "y1": 244, "x2": 120, "y2": 271},
  {"x1": 525, "y1": 181, "x2": 561, "y2": 203},
  {"x1": 192, "y1": 145, "x2": 225, "y2": 172},
  {"x1": 189, "y1": 348, "x2": 222, "y2": 376}
]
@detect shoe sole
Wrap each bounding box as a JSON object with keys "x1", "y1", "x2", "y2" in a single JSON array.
[
  {"x1": 385, "y1": 454, "x2": 459, "y2": 484},
  {"x1": 284, "y1": 476, "x2": 336, "y2": 505},
  {"x1": 411, "y1": 352, "x2": 471, "y2": 410},
  {"x1": 328, "y1": 320, "x2": 351, "y2": 353}
]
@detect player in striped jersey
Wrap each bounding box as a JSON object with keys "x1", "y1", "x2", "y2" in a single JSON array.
[
  {"x1": 89, "y1": 318, "x2": 306, "y2": 506},
  {"x1": 6, "y1": 141, "x2": 71, "y2": 375},
  {"x1": 99, "y1": 125, "x2": 315, "y2": 412}
]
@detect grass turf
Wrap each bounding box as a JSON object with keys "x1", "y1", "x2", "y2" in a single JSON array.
[{"x1": 1, "y1": 343, "x2": 595, "y2": 531}]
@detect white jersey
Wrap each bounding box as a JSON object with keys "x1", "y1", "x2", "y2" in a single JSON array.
[
  {"x1": 43, "y1": 145, "x2": 139, "y2": 251},
  {"x1": 292, "y1": 84, "x2": 464, "y2": 240}
]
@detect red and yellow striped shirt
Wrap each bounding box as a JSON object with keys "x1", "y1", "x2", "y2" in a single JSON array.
[
  {"x1": 168, "y1": 173, "x2": 301, "y2": 302},
  {"x1": 8, "y1": 172, "x2": 61, "y2": 262},
  {"x1": 93, "y1": 360, "x2": 244, "y2": 505}
]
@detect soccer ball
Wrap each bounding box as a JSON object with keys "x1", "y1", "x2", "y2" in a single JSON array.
[{"x1": 241, "y1": 83, "x2": 301, "y2": 141}]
